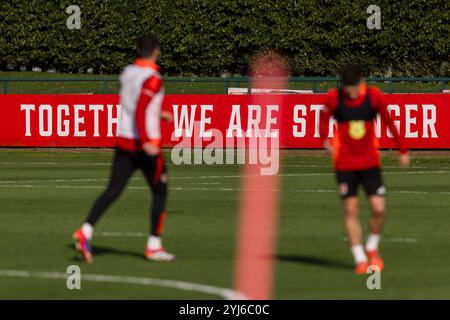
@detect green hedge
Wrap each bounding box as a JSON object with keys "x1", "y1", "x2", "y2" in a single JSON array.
[{"x1": 1, "y1": 0, "x2": 449, "y2": 76}]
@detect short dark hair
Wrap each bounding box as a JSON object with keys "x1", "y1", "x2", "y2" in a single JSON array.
[
  {"x1": 341, "y1": 63, "x2": 362, "y2": 86},
  {"x1": 136, "y1": 33, "x2": 159, "y2": 58}
]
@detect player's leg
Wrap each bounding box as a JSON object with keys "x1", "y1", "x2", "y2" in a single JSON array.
[
  {"x1": 344, "y1": 196, "x2": 369, "y2": 273},
  {"x1": 336, "y1": 170, "x2": 368, "y2": 274},
  {"x1": 362, "y1": 168, "x2": 386, "y2": 271},
  {"x1": 140, "y1": 152, "x2": 174, "y2": 262},
  {"x1": 344, "y1": 197, "x2": 362, "y2": 247},
  {"x1": 73, "y1": 148, "x2": 137, "y2": 262},
  {"x1": 85, "y1": 148, "x2": 137, "y2": 226},
  {"x1": 368, "y1": 195, "x2": 385, "y2": 235}
]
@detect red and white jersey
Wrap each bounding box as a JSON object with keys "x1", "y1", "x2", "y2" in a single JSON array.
[{"x1": 117, "y1": 59, "x2": 164, "y2": 151}]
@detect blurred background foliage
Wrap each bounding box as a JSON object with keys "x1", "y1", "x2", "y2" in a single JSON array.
[{"x1": 0, "y1": 0, "x2": 448, "y2": 76}]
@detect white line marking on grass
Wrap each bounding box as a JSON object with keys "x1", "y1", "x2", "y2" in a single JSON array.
[
  {"x1": 100, "y1": 231, "x2": 420, "y2": 244},
  {"x1": 0, "y1": 184, "x2": 107, "y2": 189},
  {"x1": 344, "y1": 237, "x2": 418, "y2": 244},
  {"x1": 192, "y1": 182, "x2": 221, "y2": 185},
  {"x1": 0, "y1": 162, "x2": 58, "y2": 165},
  {"x1": 0, "y1": 179, "x2": 104, "y2": 184},
  {"x1": 0, "y1": 170, "x2": 449, "y2": 185},
  {"x1": 383, "y1": 170, "x2": 450, "y2": 175},
  {"x1": 288, "y1": 189, "x2": 450, "y2": 195},
  {"x1": 0, "y1": 184, "x2": 449, "y2": 196},
  {"x1": 288, "y1": 189, "x2": 450, "y2": 196},
  {"x1": 0, "y1": 162, "x2": 111, "y2": 166},
  {"x1": 283, "y1": 165, "x2": 441, "y2": 169},
  {"x1": 0, "y1": 269, "x2": 246, "y2": 300},
  {"x1": 99, "y1": 231, "x2": 147, "y2": 237},
  {"x1": 385, "y1": 237, "x2": 418, "y2": 243},
  {"x1": 1, "y1": 161, "x2": 446, "y2": 170}
]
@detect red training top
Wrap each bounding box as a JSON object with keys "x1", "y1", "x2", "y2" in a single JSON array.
[{"x1": 320, "y1": 84, "x2": 407, "y2": 171}]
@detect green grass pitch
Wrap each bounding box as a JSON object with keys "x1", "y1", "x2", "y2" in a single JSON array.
[
  {"x1": 0, "y1": 149, "x2": 449, "y2": 299},
  {"x1": 1, "y1": 72, "x2": 448, "y2": 94}
]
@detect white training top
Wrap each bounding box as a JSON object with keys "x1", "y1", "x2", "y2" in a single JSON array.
[{"x1": 117, "y1": 62, "x2": 164, "y2": 143}]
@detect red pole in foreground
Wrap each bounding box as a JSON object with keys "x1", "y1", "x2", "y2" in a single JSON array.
[
  {"x1": 234, "y1": 51, "x2": 288, "y2": 299},
  {"x1": 235, "y1": 163, "x2": 280, "y2": 299}
]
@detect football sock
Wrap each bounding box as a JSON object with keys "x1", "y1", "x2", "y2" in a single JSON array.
[
  {"x1": 82, "y1": 222, "x2": 94, "y2": 240},
  {"x1": 351, "y1": 244, "x2": 368, "y2": 264},
  {"x1": 150, "y1": 179, "x2": 168, "y2": 236},
  {"x1": 147, "y1": 235, "x2": 162, "y2": 250},
  {"x1": 365, "y1": 233, "x2": 381, "y2": 252}
]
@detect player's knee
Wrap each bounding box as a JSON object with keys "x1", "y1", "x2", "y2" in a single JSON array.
[
  {"x1": 152, "y1": 175, "x2": 168, "y2": 195},
  {"x1": 345, "y1": 204, "x2": 359, "y2": 219},
  {"x1": 160, "y1": 173, "x2": 168, "y2": 185},
  {"x1": 372, "y1": 206, "x2": 385, "y2": 217},
  {"x1": 344, "y1": 197, "x2": 359, "y2": 218},
  {"x1": 104, "y1": 186, "x2": 122, "y2": 201},
  {"x1": 345, "y1": 209, "x2": 359, "y2": 219}
]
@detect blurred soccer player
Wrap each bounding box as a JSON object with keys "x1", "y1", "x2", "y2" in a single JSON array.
[
  {"x1": 73, "y1": 33, "x2": 175, "y2": 263},
  {"x1": 320, "y1": 64, "x2": 410, "y2": 274}
]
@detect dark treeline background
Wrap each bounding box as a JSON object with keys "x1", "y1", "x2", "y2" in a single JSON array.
[{"x1": 1, "y1": 0, "x2": 448, "y2": 76}]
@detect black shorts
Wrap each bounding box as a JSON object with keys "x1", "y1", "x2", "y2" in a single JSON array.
[
  {"x1": 335, "y1": 167, "x2": 385, "y2": 199},
  {"x1": 113, "y1": 147, "x2": 167, "y2": 189}
]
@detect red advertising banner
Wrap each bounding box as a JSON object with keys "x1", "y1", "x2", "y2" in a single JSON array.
[{"x1": 0, "y1": 94, "x2": 448, "y2": 148}]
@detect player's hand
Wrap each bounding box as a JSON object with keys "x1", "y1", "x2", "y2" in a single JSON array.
[
  {"x1": 143, "y1": 142, "x2": 160, "y2": 156},
  {"x1": 323, "y1": 139, "x2": 333, "y2": 154},
  {"x1": 161, "y1": 111, "x2": 173, "y2": 123},
  {"x1": 399, "y1": 152, "x2": 410, "y2": 169}
]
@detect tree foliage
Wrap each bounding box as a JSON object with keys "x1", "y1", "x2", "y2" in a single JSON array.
[{"x1": 1, "y1": 0, "x2": 448, "y2": 76}]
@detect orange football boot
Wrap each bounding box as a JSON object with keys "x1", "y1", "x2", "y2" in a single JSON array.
[
  {"x1": 367, "y1": 250, "x2": 384, "y2": 272},
  {"x1": 354, "y1": 261, "x2": 369, "y2": 274}
]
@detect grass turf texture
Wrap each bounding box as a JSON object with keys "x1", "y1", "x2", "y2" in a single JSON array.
[
  {"x1": 1, "y1": 72, "x2": 448, "y2": 94},
  {"x1": 0, "y1": 149, "x2": 449, "y2": 299}
]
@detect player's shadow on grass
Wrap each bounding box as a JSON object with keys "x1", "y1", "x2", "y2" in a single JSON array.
[
  {"x1": 67, "y1": 244, "x2": 144, "y2": 261},
  {"x1": 275, "y1": 254, "x2": 353, "y2": 270}
]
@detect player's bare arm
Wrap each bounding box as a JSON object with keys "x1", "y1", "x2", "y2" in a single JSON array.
[
  {"x1": 377, "y1": 91, "x2": 410, "y2": 169},
  {"x1": 161, "y1": 110, "x2": 173, "y2": 123},
  {"x1": 319, "y1": 95, "x2": 336, "y2": 155}
]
